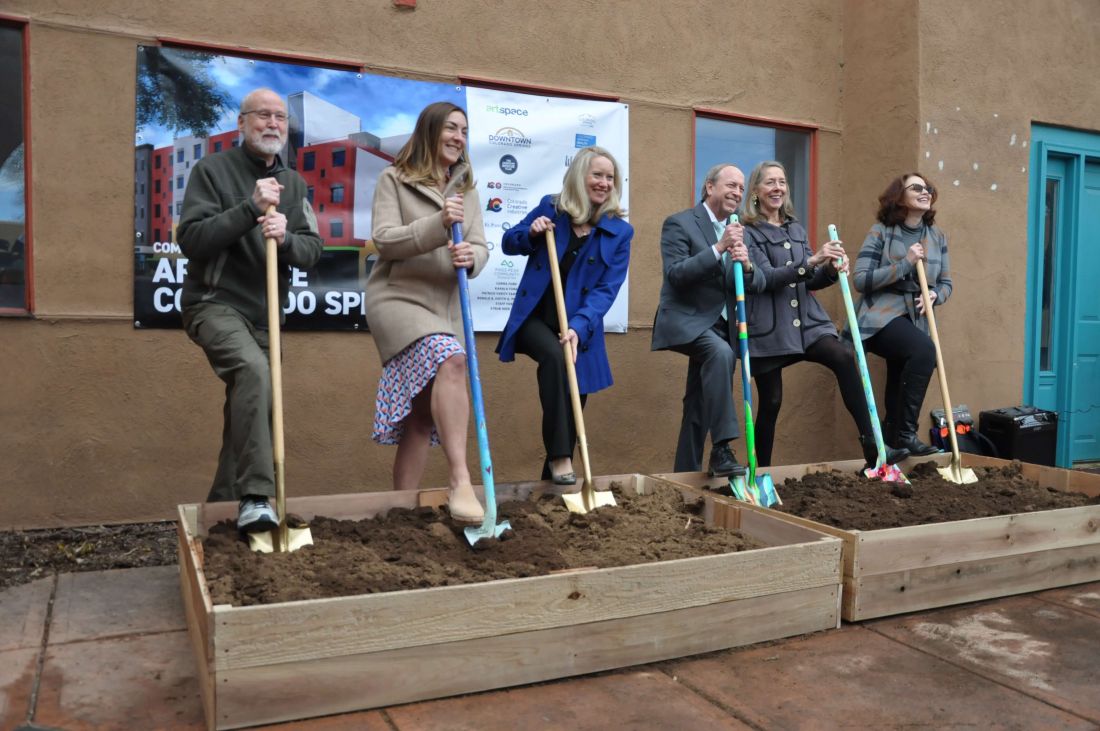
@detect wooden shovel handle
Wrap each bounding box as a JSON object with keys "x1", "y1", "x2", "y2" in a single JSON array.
[
  {"x1": 263, "y1": 205, "x2": 288, "y2": 551},
  {"x1": 545, "y1": 229, "x2": 595, "y2": 506},
  {"x1": 915, "y1": 259, "x2": 962, "y2": 464}
]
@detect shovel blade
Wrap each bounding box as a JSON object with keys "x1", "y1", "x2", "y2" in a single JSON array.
[
  {"x1": 247, "y1": 526, "x2": 314, "y2": 554},
  {"x1": 727, "y1": 475, "x2": 757, "y2": 505},
  {"x1": 755, "y1": 475, "x2": 781, "y2": 508},
  {"x1": 464, "y1": 519, "x2": 512, "y2": 546},
  {"x1": 562, "y1": 486, "x2": 617, "y2": 514},
  {"x1": 865, "y1": 462, "x2": 910, "y2": 484},
  {"x1": 938, "y1": 463, "x2": 979, "y2": 485}
]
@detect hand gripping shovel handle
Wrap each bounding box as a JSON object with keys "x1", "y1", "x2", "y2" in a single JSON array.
[
  {"x1": 828, "y1": 224, "x2": 908, "y2": 484},
  {"x1": 451, "y1": 219, "x2": 510, "y2": 542}
]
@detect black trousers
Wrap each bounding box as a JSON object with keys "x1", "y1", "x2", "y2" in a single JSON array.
[
  {"x1": 863, "y1": 315, "x2": 937, "y2": 426},
  {"x1": 753, "y1": 336, "x2": 872, "y2": 467},
  {"x1": 514, "y1": 317, "x2": 587, "y2": 478}
]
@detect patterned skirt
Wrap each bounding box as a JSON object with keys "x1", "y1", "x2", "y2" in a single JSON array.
[{"x1": 372, "y1": 333, "x2": 465, "y2": 446}]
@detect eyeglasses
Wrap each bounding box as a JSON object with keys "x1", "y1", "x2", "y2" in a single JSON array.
[
  {"x1": 906, "y1": 183, "x2": 935, "y2": 195},
  {"x1": 242, "y1": 110, "x2": 289, "y2": 123}
]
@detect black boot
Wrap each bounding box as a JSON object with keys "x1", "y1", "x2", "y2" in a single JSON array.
[
  {"x1": 860, "y1": 435, "x2": 909, "y2": 469},
  {"x1": 894, "y1": 371, "x2": 940, "y2": 457}
]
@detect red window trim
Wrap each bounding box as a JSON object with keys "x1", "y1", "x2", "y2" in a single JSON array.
[
  {"x1": 459, "y1": 75, "x2": 619, "y2": 103},
  {"x1": 692, "y1": 108, "x2": 819, "y2": 246},
  {"x1": 156, "y1": 37, "x2": 364, "y2": 72},
  {"x1": 0, "y1": 16, "x2": 32, "y2": 316}
]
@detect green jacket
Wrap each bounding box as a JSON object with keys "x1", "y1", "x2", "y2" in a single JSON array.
[{"x1": 178, "y1": 145, "x2": 322, "y2": 326}]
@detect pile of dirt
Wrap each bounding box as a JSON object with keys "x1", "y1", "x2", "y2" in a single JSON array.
[
  {"x1": 771, "y1": 461, "x2": 1099, "y2": 531},
  {"x1": 202, "y1": 481, "x2": 764, "y2": 607},
  {"x1": 0, "y1": 523, "x2": 178, "y2": 590}
]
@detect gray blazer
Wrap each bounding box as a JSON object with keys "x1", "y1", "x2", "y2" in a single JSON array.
[{"x1": 651, "y1": 203, "x2": 764, "y2": 351}]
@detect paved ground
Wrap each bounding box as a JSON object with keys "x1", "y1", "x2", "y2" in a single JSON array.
[{"x1": 1, "y1": 564, "x2": 1098, "y2": 730}]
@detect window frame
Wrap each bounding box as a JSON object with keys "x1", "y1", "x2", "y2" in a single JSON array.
[
  {"x1": 0, "y1": 15, "x2": 32, "y2": 315},
  {"x1": 692, "y1": 108, "x2": 819, "y2": 246}
]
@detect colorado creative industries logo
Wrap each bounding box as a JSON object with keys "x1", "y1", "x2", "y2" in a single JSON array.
[
  {"x1": 488, "y1": 127, "x2": 533, "y2": 148},
  {"x1": 499, "y1": 154, "x2": 518, "y2": 174},
  {"x1": 485, "y1": 104, "x2": 529, "y2": 117},
  {"x1": 486, "y1": 197, "x2": 503, "y2": 213}
]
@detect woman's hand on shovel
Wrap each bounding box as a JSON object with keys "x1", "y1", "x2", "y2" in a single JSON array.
[
  {"x1": 560, "y1": 328, "x2": 579, "y2": 363},
  {"x1": 528, "y1": 216, "x2": 553, "y2": 236},
  {"x1": 916, "y1": 288, "x2": 937, "y2": 316}
]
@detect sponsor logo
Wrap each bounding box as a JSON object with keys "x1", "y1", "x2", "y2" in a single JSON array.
[
  {"x1": 564, "y1": 153, "x2": 575, "y2": 168},
  {"x1": 485, "y1": 104, "x2": 529, "y2": 117},
  {"x1": 578, "y1": 113, "x2": 596, "y2": 128},
  {"x1": 489, "y1": 179, "x2": 526, "y2": 192},
  {"x1": 499, "y1": 154, "x2": 518, "y2": 174},
  {"x1": 575, "y1": 133, "x2": 597, "y2": 148},
  {"x1": 488, "y1": 127, "x2": 533, "y2": 148},
  {"x1": 486, "y1": 197, "x2": 503, "y2": 213},
  {"x1": 487, "y1": 181, "x2": 502, "y2": 189},
  {"x1": 502, "y1": 222, "x2": 512, "y2": 230},
  {"x1": 505, "y1": 198, "x2": 528, "y2": 214}
]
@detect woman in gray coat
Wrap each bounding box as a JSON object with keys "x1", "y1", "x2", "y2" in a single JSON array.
[
  {"x1": 741, "y1": 161, "x2": 908, "y2": 468},
  {"x1": 364, "y1": 101, "x2": 489, "y2": 522},
  {"x1": 852, "y1": 173, "x2": 953, "y2": 457}
]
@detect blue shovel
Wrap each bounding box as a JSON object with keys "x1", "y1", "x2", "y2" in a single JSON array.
[
  {"x1": 451, "y1": 220, "x2": 511, "y2": 544},
  {"x1": 729, "y1": 215, "x2": 780, "y2": 507}
]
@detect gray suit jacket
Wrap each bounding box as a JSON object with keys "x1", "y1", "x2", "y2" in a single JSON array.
[{"x1": 651, "y1": 202, "x2": 764, "y2": 351}]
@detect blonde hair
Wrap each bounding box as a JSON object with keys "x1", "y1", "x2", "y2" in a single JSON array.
[
  {"x1": 739, "y1": 161, "x2": 797, "y2": 225},
  {"x1": 556, "y1": 146, "x2": 625, "y2": 225},
  {"x1": 393, "y1": 102, "x2": 474, "y2": 193}
]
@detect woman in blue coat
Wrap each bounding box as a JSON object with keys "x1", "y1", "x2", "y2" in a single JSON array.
[{"x1": 496, "y1": 146, "x2": 633, "y2": 483}]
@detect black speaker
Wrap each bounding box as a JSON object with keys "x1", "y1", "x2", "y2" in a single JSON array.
[{"x1": 978, "y1": 406, "x2": 1058, "y2": 466}]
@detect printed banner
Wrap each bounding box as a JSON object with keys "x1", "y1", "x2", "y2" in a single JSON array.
[
  {"x1": 465, "y1": 88, "x2": 630, "y2": 332},
  {"x1": 133, "y1": 46, "x2": 629, "y2": 332}
]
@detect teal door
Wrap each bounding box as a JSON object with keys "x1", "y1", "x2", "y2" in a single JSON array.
[{"x1": 1027, "y1": 126, "x2": 1100, "y2": 465}]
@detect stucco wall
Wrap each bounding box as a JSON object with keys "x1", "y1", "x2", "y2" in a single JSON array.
[{"x1": 2, "y1": 0, "x2": 1094, "y2": 527}]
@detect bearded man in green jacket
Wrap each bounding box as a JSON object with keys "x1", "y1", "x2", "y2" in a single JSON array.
[{"x1": 178, "y1": 88, "x2": 322, "y2": 533}]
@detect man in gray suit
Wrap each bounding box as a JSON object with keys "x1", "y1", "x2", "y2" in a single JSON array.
[{"x1": 652, "y1": 163, "x2": 762, "y2": 475}]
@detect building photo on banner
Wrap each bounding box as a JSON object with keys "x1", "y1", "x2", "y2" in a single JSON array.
[{"x1": 132, "y1": 45, "x2": 630, "y2": 333}]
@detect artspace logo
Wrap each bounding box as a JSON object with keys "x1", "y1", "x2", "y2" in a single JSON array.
[
  {"x1": 499, "y1": 154, "x2": 518, "y2": 174},
  {"x1": 486, "y1": 197, "x2": 503, "y2": 213},
  {"x1": 578, "y1": 113, "x2": 596, "y2": 128},
  {"x1": 488, "y1": 127, "x2": 533, "y2": 148},
  {"x1": 485, "y1": 104, "x2": 529, "y2": 118},
  {"x1": 486, "y1": 181, "x2": 503, "y2": 190}
]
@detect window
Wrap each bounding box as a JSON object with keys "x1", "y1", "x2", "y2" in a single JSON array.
[
  {"x1": 330, "y1": 219, "x2": 343, "y2": 237},
  {"x1": 175, "y1": 202, "x2": 181, "y2": 215},
  {"x1": 332, "y1": 148, "x2": 346, "y2": 167},
  {"x1": 0, "y1": 23, "x2": 28, "y2": 311},
  {"x1": 694, "y1": 114, "x2": 814, "y2": 232},
  {"x1": 154, "y1": 228, "x2": 161, "y2": 242},
  {"x1": 155, "y1": 179, "x2": 161, "y2": 194},
  {"x1": 176, "y1": 176, "x2": 183, "y2": 190},
  {"x1": 193, "y1": 143, "x2": 202, "y2": 159},
  {"x1": 214, "y1": 141, "x2": 222, "y2": 152},
  {"x1": 320, "y1": 168, "x2": 326, "y2": 179},
  {"x1": 176, "y1": 149, "x2": 184, "y2": 163},
  {"x1": 231, "y1": 139, "x2": 238, "y2": 147},
  {"x1": 155, "y1": 204, "x2": 161, "y2": 218},
  {"x1": 154, "y1": 155, "x2": 161, "y2": 169},
  {"x1": 307, "y1": 185, "x2": 314, "y2": 203},
  {"x1": 331, "y1": 184, "x2": 345, "y2": 204},
  {"x1": 303, "y1": 151, "x2": 315, "y2": 171}
]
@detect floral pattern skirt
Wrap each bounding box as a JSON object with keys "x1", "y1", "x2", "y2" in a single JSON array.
[{"x1": 372, "y1": 333, "x2": 465, "y2": 446}]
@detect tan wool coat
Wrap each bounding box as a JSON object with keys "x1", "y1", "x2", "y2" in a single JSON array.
[{"x1": 364, "y1": 166, "x2": 489, "y2": 363}]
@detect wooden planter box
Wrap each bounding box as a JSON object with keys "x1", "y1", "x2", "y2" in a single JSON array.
[
  {"x1": 178, "y1": 474, "x2": 842, "y2": 730},
  {"x1": 657, "y1": 454, "x2": 1100, "y2": 622}
]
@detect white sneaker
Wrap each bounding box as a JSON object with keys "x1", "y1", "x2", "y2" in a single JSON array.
[{"x1": 237, "y1": 497, "x2": 279, "y2": 533}]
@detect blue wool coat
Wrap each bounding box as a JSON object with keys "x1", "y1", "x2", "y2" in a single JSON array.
[{"x1": 496, "y1": 195, "x2": 633, "y2": 394}]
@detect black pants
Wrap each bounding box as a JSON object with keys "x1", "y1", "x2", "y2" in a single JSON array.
[
  {"x1": 753, "y1": 336, "x2": 872, "y2": 467},
  {"x1": 515, "y1": 317, "x2": 587, "y2": 478},
  {"x1": 863, "y1": 315, "x2": 937, "y2": 426}
]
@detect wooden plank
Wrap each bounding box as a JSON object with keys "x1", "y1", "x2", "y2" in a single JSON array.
[
  {"x1": 214, "y1": 537, "x2": 841, "y2": 671},
  {"x1": 177, "y1": 508, "x2": 216, "y2": 731},
  {"x1": 854, "y1": 505, "x2": 1100, "y2": 574},
  {"x1": 848, "y1": 541, "x2": 1100, "y2": 620},
  {"x1": 736, "y1": 504, "x2": 842, "y2": 549},
  {"x1": 213, "y1": 583, "x2": 840, "y2": 729}
]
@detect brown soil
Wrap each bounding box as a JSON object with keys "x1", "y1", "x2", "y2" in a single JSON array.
[
  {"x1": 201, "y1": 481, "x2": 764, "y2": 607},
  {"x1": 770, "y1": 461, "x2": 1099, "y2": 531},
  {"x1": 0, "y1": 523, "x2": 178, "y2": 590}
]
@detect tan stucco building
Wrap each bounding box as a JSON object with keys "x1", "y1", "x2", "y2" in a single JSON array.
[{"x1": 2, "y1": 0, "x2": 1098, "y2": 528}]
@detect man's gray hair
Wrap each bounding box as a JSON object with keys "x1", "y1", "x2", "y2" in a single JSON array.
[{"x1": 700, "y1": 163, "x2": 736, "y2": 201}]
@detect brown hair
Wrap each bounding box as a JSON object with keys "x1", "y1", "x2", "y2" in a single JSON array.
[
  {"x1": 393, "y1": 102, "x2": 474, "y2": 193},
  {"x1": 876, "y1": 172, "x2": 937, "y2": 226}
]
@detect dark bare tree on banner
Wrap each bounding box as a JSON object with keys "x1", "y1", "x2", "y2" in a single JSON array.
[{"x1": 137, "y1": 47, "x2": 231, "y2": 137}]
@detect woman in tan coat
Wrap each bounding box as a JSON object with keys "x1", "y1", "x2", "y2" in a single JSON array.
[{"x1": 364, "y1": 102, "x2": 489, "y2": 522}]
